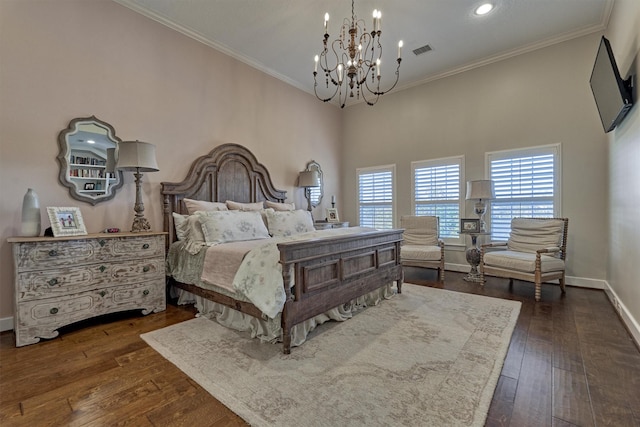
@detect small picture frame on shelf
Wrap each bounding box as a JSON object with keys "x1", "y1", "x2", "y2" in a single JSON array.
[
  {"x1": 47, "y1": 207, "x2": 88, "y2": 237},
  {"x1": 326, "y1": 208, "x2": 340, "y2": 223},
  {"x1": 460, "y1": 218, "x2": 480, "y2": 233},
  {"x1": 84, "y1": 183, "x2": 95, "y2": 191}
]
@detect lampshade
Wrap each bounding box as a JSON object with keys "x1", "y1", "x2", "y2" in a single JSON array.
[
  {"x1": 116, "y1": 140, "x2": 159, "y2": 172},
  {"x1": 466, "y1": 180, "x2": 495, "y2": 200},
  {"x1": 298, "y1": 170, "x2": 320, "y2": 188},
  {"x1": 105, "y1": 148, "x2": 116, "y2": 174}
]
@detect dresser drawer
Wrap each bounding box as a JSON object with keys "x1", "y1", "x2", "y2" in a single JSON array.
[
  {"x1": 15, "y1": 281, "x2": 166, "y2": 346},
  {"x1": 16, "y1": 258, "x2": 165, "y2": 301},
  {"x1": 14, "y1": 235, "x2": 164, "y2": 271}
]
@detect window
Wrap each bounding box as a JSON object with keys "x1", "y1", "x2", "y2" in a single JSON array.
[
  {"x1": 357, "y1": 165, "x2": 395, "y2": 229},
  {"x1": 412, "y1": 156, "x2": 464, "y2": 241},
  {"x1": 487, "y1": 144, "x2": 561, "y2": 241}
]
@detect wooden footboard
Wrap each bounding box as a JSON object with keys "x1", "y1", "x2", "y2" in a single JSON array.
[
  {"x1": 168, "y1": 229, "x2": 404, "y2": 354},
  {"x1": 278, "y1": 229, "x2": 404, "y2": 353}
]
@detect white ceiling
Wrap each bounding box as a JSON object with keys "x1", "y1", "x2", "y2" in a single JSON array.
[{"x1": 114, "y1": 0, "x2": 613, "y2": 106}]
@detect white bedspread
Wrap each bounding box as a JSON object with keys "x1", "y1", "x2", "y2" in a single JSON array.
[{"x1": 200, "y1": 227, "x2": 373, "y2": 319}]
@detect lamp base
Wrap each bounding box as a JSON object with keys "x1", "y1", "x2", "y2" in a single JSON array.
[{"x1": 131, "y1": 216, "x2": 151, "y2": 233}]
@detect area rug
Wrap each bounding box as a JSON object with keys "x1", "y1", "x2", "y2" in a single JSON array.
[{"x1": 141, "y1": 284, "x2": 521, "y2": 427}]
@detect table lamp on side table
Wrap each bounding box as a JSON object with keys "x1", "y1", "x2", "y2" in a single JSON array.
[{"x1": 466, "y1": 180, "x2": 495, "y2": 232}]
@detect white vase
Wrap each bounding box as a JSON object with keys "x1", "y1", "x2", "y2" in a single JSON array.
[{"x1": 21, "y1": 188, "x2": 41, "y2": 236}]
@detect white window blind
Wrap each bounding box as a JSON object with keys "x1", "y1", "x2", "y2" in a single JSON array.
[
  {"x1": 357, "y1": 165, "x2": 395, "y2": 229},
  {"x1": 412, "y1": 156, "x2": 463, "y2": 240},
  {"x1": 487, "y1": 144, "x2": 560, "y2": 241}
]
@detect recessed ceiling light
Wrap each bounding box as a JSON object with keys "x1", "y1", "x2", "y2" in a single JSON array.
[{"x1": 475, "y1": 3, "x2": 494, "y2": 15}]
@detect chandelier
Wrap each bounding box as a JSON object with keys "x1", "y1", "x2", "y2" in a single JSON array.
[{"x1": 313, "y1": 0, "x2": 403, "y2": 108}]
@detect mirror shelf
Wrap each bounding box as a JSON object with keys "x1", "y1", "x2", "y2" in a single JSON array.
[{"x1": 57, "y1": 116, "x2": 124, "y2": 205}]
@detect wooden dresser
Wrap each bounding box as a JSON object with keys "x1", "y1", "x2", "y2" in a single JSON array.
[{"x1": 8, "y1": 232, "x2": 167, "y2": 347}]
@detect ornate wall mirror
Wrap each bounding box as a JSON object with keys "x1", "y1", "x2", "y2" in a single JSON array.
[
  {"x1": 57, "y1": 116, "x2": 124, "y2": 205},
  {"x1": 305, "y1": 160, "x2": 324, "y2": 209}
]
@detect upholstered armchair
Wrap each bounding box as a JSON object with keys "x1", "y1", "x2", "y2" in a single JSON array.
[
  {"x1": 480, "y1": 217, "x2": 569, "y2": 301},
  {"x1": 400, "y1": 215, "x2": 445, "y2": 283}
]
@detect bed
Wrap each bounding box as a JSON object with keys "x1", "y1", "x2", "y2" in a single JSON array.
[{"x1": 161, "y1": 143, "x2": 404, "y2": 353}]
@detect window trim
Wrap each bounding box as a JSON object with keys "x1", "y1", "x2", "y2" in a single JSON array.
[
  {"x1": 411, "y1": 155, "x2": 465, "y2": 244},
  {"x1": 356, "y1": 164, "x2": 396, "y2": 228}
]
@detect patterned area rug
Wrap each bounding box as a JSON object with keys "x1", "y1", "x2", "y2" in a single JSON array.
[{"x1": 142, "y1": 284, "x2": 521, "y2": 426}]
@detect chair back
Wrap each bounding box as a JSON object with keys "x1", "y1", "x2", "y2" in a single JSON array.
[
  {"x1": 400, "y1": 216, "x2": 439, "y2": 246},
  {"x1": 507, "y1": 217, "x2": 568, "y2": 259}
]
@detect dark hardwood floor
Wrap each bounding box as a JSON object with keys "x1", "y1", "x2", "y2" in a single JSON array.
[{"x1": 1, "y1": 270, "x2": 639, "y2": 426}]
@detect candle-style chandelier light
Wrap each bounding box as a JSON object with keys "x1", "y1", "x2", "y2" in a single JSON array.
[{"x1": 313, "y1": 0, "x2": 403, "y2": 108}]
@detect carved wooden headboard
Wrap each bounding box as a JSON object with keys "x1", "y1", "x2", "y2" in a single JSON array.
[{"x1": 161, "y1": 143, "x2": 287, "y2": 246}]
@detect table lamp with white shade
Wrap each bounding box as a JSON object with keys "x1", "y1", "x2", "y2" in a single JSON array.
[
  {"x1": 116, "y1": 140, "x2": 159, "y2": 232},
  {"x1": 466, "y1": 180, "x2": 495, "y2": 232}
]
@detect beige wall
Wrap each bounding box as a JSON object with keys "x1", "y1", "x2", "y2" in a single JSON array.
[
  {"x1": 605, "y1": 0, "x2": 640, "y2": 341},
  {"x1": 0, "y1": 0, "x2": 341, "y2": 320},
  {"x1": 340, "y1": 33, "x2": 609, "y2": 281}
]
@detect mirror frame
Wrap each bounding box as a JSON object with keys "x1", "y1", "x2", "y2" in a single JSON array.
[
  {"x1": 57, "y1": 116, "x2": 124, "y2": 205},
  {"x1": 305, "y1": 160, "x2": 324, "y2": 208}
]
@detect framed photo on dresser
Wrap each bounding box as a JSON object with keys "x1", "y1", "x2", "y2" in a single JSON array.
[
  {"x1": 326, "y1": 208, "x2": 340, "y2": 223},
  {"x1": 47, "y1": 206, "x2": 88, "y2": 237}
]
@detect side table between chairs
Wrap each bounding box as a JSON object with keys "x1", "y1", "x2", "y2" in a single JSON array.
[{"x1": 461, "y1": 231, "x2": 490, "y2": 282}]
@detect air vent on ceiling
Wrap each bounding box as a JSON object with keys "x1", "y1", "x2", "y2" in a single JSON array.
[{"x1": 413, "y1": 44, "x2": 433, "y2": 56}]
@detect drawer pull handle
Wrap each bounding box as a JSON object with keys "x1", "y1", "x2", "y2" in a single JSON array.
[
  {"x1": 48, "y1": 250, "x2": 58, "y2": 257},
  {"x1": 99, "y1": 291, "x2": 106, "y2": 297},
  {"x1": 142, "y1": 243, "x2": 150, "y2": 250},
  {"x1": 50, "y1": 307, "x2": 59, "y2": 315},
  {"x1": 99, "y1": 239, "x2": 106, "y2": 247},
  {"x1": 143, "y1": 289, "x2": 150, "y2": 296},
  {"x1": 48, "y1": 278, "x2": 59, "y2": 286},
  {"x1": 143, "y1": 266, "x2": 150, "y2": 273},
  {"x1": 99, "y1": 265, "x2": 107, "y2": 273}
]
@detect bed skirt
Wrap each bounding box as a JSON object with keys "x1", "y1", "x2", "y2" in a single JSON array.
[{"x1": 171, "y1": 283, "x2": 396, "y2": 348}]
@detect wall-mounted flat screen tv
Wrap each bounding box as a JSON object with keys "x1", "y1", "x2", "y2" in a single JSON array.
[{"x1": 589, "y1": 36, "x2": 634, "y2": 133}]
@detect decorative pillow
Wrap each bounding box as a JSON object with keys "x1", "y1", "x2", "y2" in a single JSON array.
[
  {"x1": 172, "y1": 212, "x2": 188, "y2": 240},
  {"x1": 176, "y1": 214, "x2": 208, "y2": 254},
  {"x1": 266, "y1": 209, "x2": 315, "y2": 237},
  {"x1": 199, "y1": 210, "x2": 270, "y2": 245},
  {"x1": 264, "y1": 200, "x2": 295, "y2": 211},
  {"x1": 183, "y1": 198, "x2": 228, "y2": 215},
  {"x1": 226, "y1": 200, "x2": 265, "y2": 211}
]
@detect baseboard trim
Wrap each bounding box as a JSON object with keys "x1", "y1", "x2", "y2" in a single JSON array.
[
  {"x1": 0, "y1": 317, "x2": 13, "y2": 333},
  {"x1": 603, "y1": 282, "x2": 640, "y2": 349}
]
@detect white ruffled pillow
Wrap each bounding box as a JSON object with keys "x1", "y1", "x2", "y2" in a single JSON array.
[
  {"x1": 199, "y1": 211, "x2": 270, "y2": 245},
  {"x1": 172, "y1": 213, "x2": 208, "y2": 254},
  {"x1": 183, "y1": 198, "x2": 228, "y2": 215},
  {"x1": 172, "y1": 212, "x2": 188, "y2": 240},
  {"x1": 264, "y1": 200, "x2": 295, "y2": 211},
  {"x1": 266, "y1": 209, "x2": 315, "y2": 237}
]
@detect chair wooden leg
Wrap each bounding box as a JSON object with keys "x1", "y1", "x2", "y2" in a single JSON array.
[
  {"x1": 559, "y1": 274, "x2": 566, "y2": 294},
  {"x1": 535, "y1": 281, "x2": 541, "y2": 302}
]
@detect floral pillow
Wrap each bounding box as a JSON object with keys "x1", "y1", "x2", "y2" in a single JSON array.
[
  {"x1": 199, "y1": 210, "x2": 271, "y2": 245},
  {"x1": 183, "y1": 198, "x2": 228, "y2": 215},
  {"x1": 266, "y1": 209, "x2": 315, "y2": 237}
]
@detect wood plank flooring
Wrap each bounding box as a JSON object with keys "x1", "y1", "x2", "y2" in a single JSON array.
[{"x1": 1, "y1": 270, "x2": 639, "y2": 426}]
